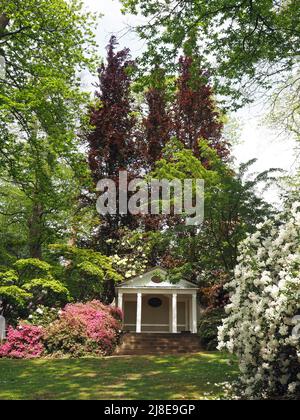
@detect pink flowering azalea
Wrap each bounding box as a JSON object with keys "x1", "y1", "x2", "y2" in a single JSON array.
[
  {"x1": 45, "y1": 300, "x2": 123, "y2": 357},
  {"x1": 0, "y1": 324, "x2": 45, "y2": 359}
]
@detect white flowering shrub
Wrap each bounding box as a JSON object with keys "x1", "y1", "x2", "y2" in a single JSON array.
[{"x1": 218, "y1": 201, "x2": 300, "y2": 399}]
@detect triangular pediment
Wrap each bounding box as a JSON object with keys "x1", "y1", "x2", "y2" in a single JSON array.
[{"x1": 117, "y1": 267, "x2": 198, "y2": 290}]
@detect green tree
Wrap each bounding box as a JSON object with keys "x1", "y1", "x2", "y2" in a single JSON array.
[
  {"x1": 0, "y1": 0, "x2": 96, "y2": 116},
  {"x1": 49, "y1": 245, "x2": 123, "y2": 303},
  {"x1": 146, "y1": 138, "x2": 277, "y2": 281},
  {"x1": 0, "y1": 0, "x2": 97, "y2": 260},
  {"x1": 121, "y1": 0, "x2": 300, "y2": 108},
  {"x1": 267, "y1": 76, "x2": 300, "y2": 142},
  {"x1": 0, "y1": 258, "x2": 70, "y2": 323},
  {"x1": 0, "y1": 125, "x2": 92, "y2": 261}
]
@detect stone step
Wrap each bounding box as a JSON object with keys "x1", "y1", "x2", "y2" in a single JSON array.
[
  {"x1": 120, "y1": 340, "x2": 201, "y2": 345},
  {"x1": 118, "y1": 344, "x2": 199, "y2": 350},
  {"x1": 120, "y1": 337, "x2": 199, "y2": 343},
  {"x1": 123, "y1": 333, "x2": 195, "y2": 337},
  {"x1": 120, "y1": 342, "x2": 198, "y2": 345},
  {"x1": 121, "y1": 342, "x2": 200, "y2": 347},
  {"x1": 115, "y1": 333, "x2": 202, "y2": 355},
  {"x1": 118, "y1": 349, "x2": 200, "y2": 354},
  {"x1": 120, "y1": 334, "x2": 200, "y2": 340},
  {"x1": 116, "y1": 349, "x2": 201, "y2": 355},
  {"x1": 120, "y1": 340, "x2": 199, "y2": 343},
  {"x1": 122, "y1": 334, "x2": 200, "y2": 338}
]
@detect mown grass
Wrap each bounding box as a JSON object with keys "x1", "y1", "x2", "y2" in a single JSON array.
[{"x1": 0, "y1": 352, "x2": 238, "y2": 400}]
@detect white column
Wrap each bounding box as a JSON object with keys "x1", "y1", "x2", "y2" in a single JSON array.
[
  {"x1": 189, "y1": 297, "x2": 193, "y2": 332},
  {"x1": 172, "y1": 293, "x2": 177, "y2": 333},
  {"x1": 169, "y1": 296, "x2": 172, "y2": 332},
  {"x1": 118, "y1": 292, "x2": 123, "y2": 311},
  {"x1": 118, "y1": 293, "x2": 124, "y2": 326},
  {"x1": 192, "y1": 292, "x2": 197, "y2": 334},
  {"x1": 136, "y1": 292, "x2": 142, "y2": 333},
  {"x1": 0, "y1": 315, "x2": 6, "y2": 341}
]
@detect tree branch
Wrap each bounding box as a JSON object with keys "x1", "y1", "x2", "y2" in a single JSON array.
[{"x1": 0, "y1": 26, "x2": 30, "y2": 39}]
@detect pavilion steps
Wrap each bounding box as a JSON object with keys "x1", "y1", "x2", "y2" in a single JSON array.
[{"x1": 115, "y1": 333, "x2": 202, "y2": 355}]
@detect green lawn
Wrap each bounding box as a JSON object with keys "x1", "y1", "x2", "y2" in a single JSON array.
[{"x1": 0, "y1": 352, "x2": 238, "y2": 400}]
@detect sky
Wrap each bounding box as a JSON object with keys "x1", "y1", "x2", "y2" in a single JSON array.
[{"x1": 83, "y1": 0, "x2": 299, "y2": 204}]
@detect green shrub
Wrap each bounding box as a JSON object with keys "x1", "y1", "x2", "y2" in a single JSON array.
[
  {"x1": 49, "y1": 245, "x2": 122, "y2": 302},
  {"x1": 26, "y1": 306, "x2": 60, "y2": 328},
  {"x1": 14, "y1": 259, "x2": 52, "y2": 281},
  {"x1": 0, "y1": 258, "x2": 70, "y2": 323},
  {"x1": 23, "y1": 278, "x2": 71, "y2": 307},
  {"x1": 198, "y1": 308, "x2": 224, "y2": 351}
]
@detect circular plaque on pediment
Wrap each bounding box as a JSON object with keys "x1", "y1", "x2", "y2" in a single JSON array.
[{"x1": 151, "y1": 275, "x2": 163, "y2": 284}]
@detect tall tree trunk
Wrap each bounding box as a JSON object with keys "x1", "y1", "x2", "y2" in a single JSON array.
[
  {"x1": 0, "y1": 14, "x2": 9, "y2": 32},
  {"x1": 28, "y1": 202, "x2": 43, "y2": 259}
]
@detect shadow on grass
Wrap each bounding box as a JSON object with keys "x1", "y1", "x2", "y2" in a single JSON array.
[{"x1": 0, "y1": 352, "x2": 238, "y2": 400}]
